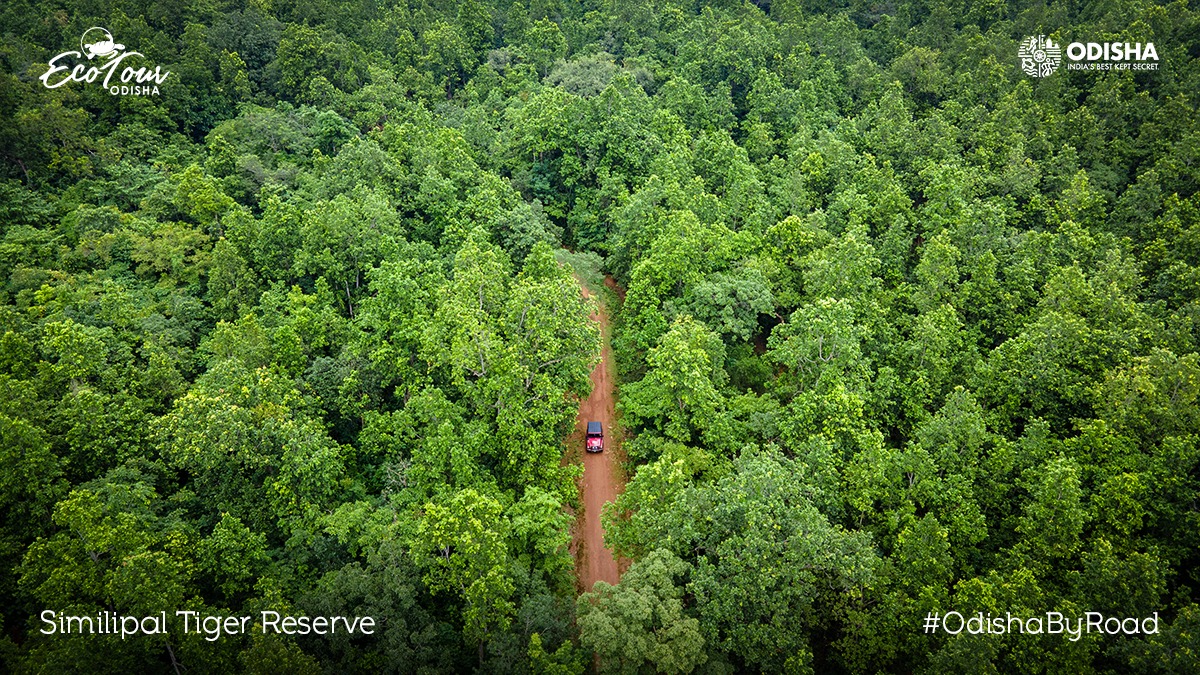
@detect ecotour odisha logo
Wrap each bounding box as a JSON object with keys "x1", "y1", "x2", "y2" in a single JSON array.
[
  {"x1": 40, "y1": 27, "x2": 170, "y2": 95},
  {"x1": 1019, "y1": 34, "x2": 1159, "y2": 77}
]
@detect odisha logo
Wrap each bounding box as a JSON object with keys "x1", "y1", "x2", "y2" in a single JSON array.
[
  {"x1": 40, "y1": 27, "x2": 169, "y2": 95},
  {"x1": 1018, "y1": 35, "x2": 1061, "y2": 77}
]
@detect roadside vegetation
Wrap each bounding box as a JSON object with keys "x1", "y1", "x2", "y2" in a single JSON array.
[{"x1": 1, "y1": 0, "x2": 1198, "y2": 673}]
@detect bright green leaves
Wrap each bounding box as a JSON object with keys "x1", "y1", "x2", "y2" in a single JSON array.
[
  {"x1": 596, "y1": 446, "x2": 877, "y2": 673},
  {"x1": 356, "y1": 246, "x2": 445, "y2": 402},
  {"x1": 416, "y1": 489, "x2": 515, "y2": 645},
  {"x1": 19, "y1": 476, "x2": 191, "y2": 628},
  {"x1": 169, "y1": 164, "x2": 238, "y2": 234},
  {"x1": 1081, "y1": 538, "x2": 1168, "y2": 618},
  {"x1": 577, "y1": 549, "x2": 706, "y2": 675},
  {"x1": 54, "y1": 388, "x2": 150, "y2": 481},
  {"x1": 913, "y1": 232, "x2": 961, "y2": 313},
  {"x1": 763, "y1": 213, "x2": 830, "y2": 308},
  {"x1": 0, "y1": 393, "x2": 64, "y2": 605},
  {"x1": 276, "y1": 23, "x2": 368, "y2": 99},
  {"x1": 494, "y1": 242, "x2": 599, "y2": 488},
  {"x1": 201, "y1": 281, "x2": 347, "y2": 380},
  {"x1": 1139, "y1": 192, "x2": 1200, "y2": 312},
  {"x1": 667, "y1": 268, "x2": 774, "y2": 342},
  {"x1": 914, "y1": 388, "x2": 991, "y2": 483},
  {"x1": 623, "y1": 209, "x2": 734, "y2": 352},
  {"x1": 1015, "y1": 457, "x2": 1086, "y2": 566},
  {"x1": 0, "y1": 404, "x2": 61, "y2": 524},
  {"x1": 40, "y1": 318, "x2": 116, "y2": 386},
  {"x1": 842, "y1": 390, "x2": 991, "y2": 572},
  {"x1": 603, "y1": 441, "x2": 712, "y2": 558},
  {"x1": 198, "y1": 513, "x2": 270, "y2": 604},
  {"x1": 129, "y1": 220, "x2": 213, "y2": 286},
  {"x1": 894, "y1": 515, "x2": 953, "y2": 594},
  {"x1": 528, "y1": 631, "x2": 587, "y2": 675},
  {"x1": 227, "y1": 195, "x2": 303, "y2": 283},
  {"x1": 406, "y1": 237, "x2": 597, "y2": 494},
  {"x1": 976, "y1": 258, "x2": 1156, "y2": 434},
  {"x1": 496, "y1": 200, "x2": 563, "y2": 266},
  {"x1": 1094, "y1": 349, "x2": 1200, "y2": 446},
  {"x1": 206, "y1": 239, "x2": 260, "y2": 321},
  {"x1": 902, "y1": 304, "x2": 978, "y2": 418},
  {"x1": 5, "y1": 1, "x2": 1199, "y2": 671},
  {"x1": 508, "y1": 486, "x2": 574, "y2": 587},
  {"x1": 340, "y1": 235, "x2": 589, "y2": 667},
  {"x1": 622, "y1": 316, "x2": 729, "y2": 449},
  {"x1": 422, "y1": 21, "x2": 475, "y2": 99},
  {"x1": 203, "y1": 313, "x2": 289, "y2": 373},
  {"x1": 292, "y1": 186, "x2": 403, "y2": 317},
  {"x1": 364, "y1": 386, "x2": 485, "y2": 495},
  {"x1": 427, "y1": 234, "x2": 512, "y2": 388},
  {"x1": 799, "y1": 226, "x2": 881, "y2": 301},
  {"x1": 522, "y1": 19, "x2": 568, "y2": 78},
  {"x1": 158, "y1": 361, "x2": 347, "y2": 533},
  {"x1": 769, "y1": 297, "x2": 869, "y2": 396},
  {"x1": 503, "y1": 87, "x2": 592, "y2": 223},
  {"x1": 687, "y1": 448, "x2": 876, "y2": 673}
]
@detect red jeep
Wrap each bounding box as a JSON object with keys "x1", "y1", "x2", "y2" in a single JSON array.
[{"x1": 586, "y1": 421, "x2": 603, "y2": 453}]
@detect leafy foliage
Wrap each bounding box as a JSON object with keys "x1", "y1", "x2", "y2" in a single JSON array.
[{"x1": 1, "y1": 0, "x2": 1199, "y2": 672}]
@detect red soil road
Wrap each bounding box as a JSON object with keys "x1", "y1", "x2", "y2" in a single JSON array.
[{"x1": 573, "y1": 280, "x2": 623, "y2": 592}]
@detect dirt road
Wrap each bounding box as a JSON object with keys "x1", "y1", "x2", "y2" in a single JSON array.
[{"x1": 573, "y1": 280, "x2": 622, "y2": 592}]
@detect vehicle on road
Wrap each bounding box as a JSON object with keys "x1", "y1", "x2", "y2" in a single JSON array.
[{"x1": 586, "y1": 421, "x2": 603, "y2": 452}]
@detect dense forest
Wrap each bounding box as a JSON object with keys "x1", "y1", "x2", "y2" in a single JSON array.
[{"x1": 1, "y1": 0, "x2": 1199, "y2": 672}]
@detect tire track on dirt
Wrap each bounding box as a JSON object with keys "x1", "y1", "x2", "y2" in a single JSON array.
[{"x1": 571, "y1": 278, "x2": 624, "y2": 592}]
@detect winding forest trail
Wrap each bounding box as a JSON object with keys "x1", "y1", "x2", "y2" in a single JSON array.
[{"x1": 571, "y1": 277, "x2": 624, "y2": 593}]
